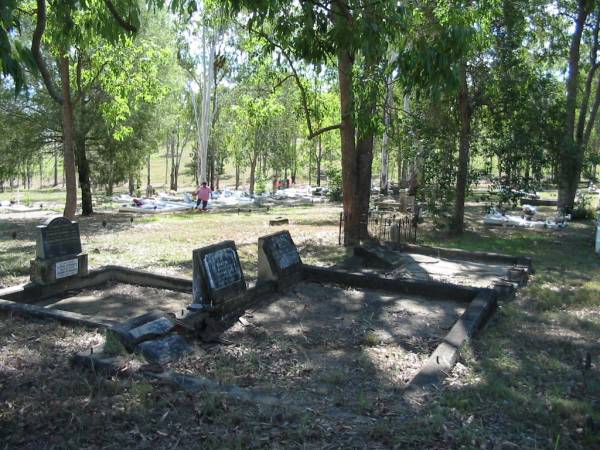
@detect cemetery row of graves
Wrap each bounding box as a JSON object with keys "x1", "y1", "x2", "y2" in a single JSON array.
[
  {"x1": 1, "y1": 0, "x2": 600, "y2": 446},
  {"x1": 0, "y1": 200, "x2": 598, "y2": 448}
]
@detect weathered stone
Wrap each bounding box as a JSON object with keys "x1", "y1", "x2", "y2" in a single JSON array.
[
  {"x1": 269, "y1": 217, "x2": 289, "y2": 226},
  {"x1": 109, "y1": 310, "x2": 176, "y2": 350},
  {"x1": 30, "y1": 253, "x2": 88, "y2": 285},
  {"x1": 137, "y1": 334, "x2": 194, "y2": 365},
  {"x1": 30, "y1": 216, "x2": 87, "y2": 285},
  {"x1": 35, "y1": 216, "x2": 82, "y2": 259},
  {"x1": 192, "y1": 241, "x2": 246, "y2": 307},
  {"x1": 258, "y1": 231, "x2": 303, "y2": 290},
  {"x1": 127, "y1": 316, "x2": 175, "y2": 344}
]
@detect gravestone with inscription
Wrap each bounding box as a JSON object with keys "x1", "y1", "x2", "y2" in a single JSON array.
[
  {"x1": 258, "y1": 230, "x2": 303, "y2": 290},
  {"x1": 192, "y1": 240, "x2": 246, "y2": 308},
  {"x1": 30, "y1": 216, "x2": 88, "y2": 284}
]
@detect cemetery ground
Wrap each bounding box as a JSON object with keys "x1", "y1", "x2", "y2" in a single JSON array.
[{"x1": 0, "y1": 202, "x2": 599, "y2": 448}]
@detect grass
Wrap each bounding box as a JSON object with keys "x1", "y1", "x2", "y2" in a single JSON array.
[{"x1": 1, "y1": 199, "x2": 599, "y2": 448}]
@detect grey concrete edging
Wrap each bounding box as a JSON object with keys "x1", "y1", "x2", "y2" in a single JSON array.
[
  {"x1": 303, "y1": 265, "x2": 478, "y2": 302},
  {"x1": 0, "y1": 298, "x2": 117, "y2": 329},
  {"x1": 405, "y1": 289, "x2": 497, "y2": 397}
]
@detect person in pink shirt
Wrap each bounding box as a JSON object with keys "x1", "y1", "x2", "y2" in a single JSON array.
[{"x1": 195, "y1": 181, "x2": 212, "y2": 211}]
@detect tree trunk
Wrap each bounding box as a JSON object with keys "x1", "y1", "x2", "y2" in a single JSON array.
[
  {"x1": 316, "y1": 136, "x2": 322, "y2": 187},
  {"x1": 235, "y1": 164, "x2": 240, "y2": 190},
  {"x1": 249, "y1": 160, "x2": 256, "y2": 195},
  {"x1": 54, "y1": 147, "x2": 58, "y2": 186},
  {"x1": 338, "y1": 46, "x2": 361, "y2": 245},
  {"x1": 380, "y1": 73, "x2": 394, "y2": 195},
  {"x1": 59, "y1": 53, "x2": 77, "y2": 219},
  {"x1": 39, "y1": 157, "x2": 43, "y2": 188},
  {"x1": 75, "y1": 132, "x2": 93, "y2": 215},
  {"x1": 164, "y1": 139, "x2": 169, "y2": 188},
  {"x1": 452, "y1": 64, "x2": 472, "y2": 234},
  {"x1": 308, "y1": 145, "x2": 312, "y2": 186},
  {"x1": 147, "y1": 155, "x2": 151, "y2": 187},
  {"x1": 128, "y1": 173, "x2": 135, "y2": 196},
  {"x1": 170, "y1": 136, "x2": 177, "y2": 191},
  {"x1": 397, "y1": 148, "x2": 402, "y2": 186},
  {"x1": 558, "y1": 0, "x2": 590, "y2": 211}
]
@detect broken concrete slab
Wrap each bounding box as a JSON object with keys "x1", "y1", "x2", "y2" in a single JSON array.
[
  {"x1": 127, "y1": 316, "x2": 175, "y2": 344},
  {"x1": 108, "y1": 310, "x2": 177, "y2": 351},
  {"x1": 137, "y1": 334, "x2": 194, "y2": 365}
]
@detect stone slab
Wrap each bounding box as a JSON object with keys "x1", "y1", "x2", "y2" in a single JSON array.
[
  {"x1": 137, "y1": 334, "x2": 194, "y2": 365},
  {"x1": 127, "y1": 316, "x2": 175, "y2": 344},
  {"x1": 192, "y1": 241, "x2": 246, "y2": 307},
  {"x1": 269, "y1": 217, "x2": 289, "y2": 226}
]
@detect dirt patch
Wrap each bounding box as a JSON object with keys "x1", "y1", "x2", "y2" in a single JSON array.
[
  {"x1": 38, "y1": 282, "x2": 192, "y2": 320},
  {"x1": 170, "y1": 281, "x2": 465, "y2": 416}
]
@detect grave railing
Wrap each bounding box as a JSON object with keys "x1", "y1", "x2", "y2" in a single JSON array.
[{"x1": 338, "y1": 210, "x2": 418, "y2": 245}]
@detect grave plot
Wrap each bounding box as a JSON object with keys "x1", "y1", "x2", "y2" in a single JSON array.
[
  {"x1": 35, "y1": 282, "x2": 191, "y2": 320},
  {"x1": 353, "y1": 242, "x2": 531, "y2": 291},
  {"x1": 0, "y1": 215, "x2": 193, "y2": 328},
  {"x1": 2, "y1": 222, "x2": 515, "y2": 413},
  {"x1": 149, "y1": 230, "x2": 499, "y2": 413},
  {"x1": 169, "y1": 280, "x2": 466, "y2": 415}
]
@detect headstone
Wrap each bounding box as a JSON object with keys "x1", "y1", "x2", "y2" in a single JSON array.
[
  {"x1": 35, "y1": 216, "x2": 82, "y2": 259},
  {"x1": 30, "y1": 216, "x2": 88, "y2": 284},
  {"x1": 258, "y1": 230, "x2": 303, "y2": 289},
  {"x1": 192, "y1": 240, "x2": 246, "y2": 308}
]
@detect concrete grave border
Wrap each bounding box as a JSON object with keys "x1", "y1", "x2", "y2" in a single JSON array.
[{"x1": 0, "y1": 238, "x2": 533, "y2": 400}]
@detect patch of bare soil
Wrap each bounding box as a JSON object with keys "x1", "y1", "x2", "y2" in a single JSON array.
[
  {"x1": 38, "y1": 281, "x2": 192, "y2": 320},
  {"x1": 170, "y1": 281, "x2": 465, "y2": 416},
  {"x1": 0, "y1": 314, "x2": 439, "y2": 449}
]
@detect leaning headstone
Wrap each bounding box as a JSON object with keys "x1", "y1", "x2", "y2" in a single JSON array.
[
  {"x1": 258, "y1": 230, "x2": 303, "y2": 290},
  {"x1": 30, "y1": 216, "x2": 88, "y2": 284},
  {"x1": 192, "y1": 240, "x2": 246, "y2": 309}
]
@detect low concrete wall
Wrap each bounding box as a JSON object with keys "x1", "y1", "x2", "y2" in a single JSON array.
[
  {"x1": 405, "y1": 288, "x2": 498, "y2": 396},
  {"x1": 303, "y1": 265, "x2": 478, "y2": 302},
  {"x1": 0, "y1": 298, "x2": 118, "y2": 329},
  {"x1": 110, "y1": 266, "x2": 192, "y2": 292},
  {"x1": 0, "y1": 268, "x2": 113, "y2": 303}
]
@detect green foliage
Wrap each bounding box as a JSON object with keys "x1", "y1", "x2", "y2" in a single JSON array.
[
  {"x1": 326, "y1": 167, "x2": 342, "y2": 202},
  {"x1": 571, "y1": 193, "x2": 596, "y2": 220}
]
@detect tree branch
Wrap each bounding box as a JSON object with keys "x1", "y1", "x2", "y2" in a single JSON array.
[
  {"x1": 308, "y1": 123, "x2": 342, "y2": 140},
  {"x1": 31, "y1": 0, "x2": 63, "y2": 104},
  {"x1": 247, "y1": 25, "x2": 318, "y2": 139},
  {"x1": 104, "y1": 0, "x2": 138, "y2": 33}
]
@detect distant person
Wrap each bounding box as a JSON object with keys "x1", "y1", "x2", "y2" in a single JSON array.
[{"x1": 196, "y1": 181, "x2": 212, "y2": 211}]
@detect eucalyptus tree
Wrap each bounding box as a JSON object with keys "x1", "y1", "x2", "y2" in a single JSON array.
[{"x1": 0, "y1": 0, "x2": 143, "y2": 217}]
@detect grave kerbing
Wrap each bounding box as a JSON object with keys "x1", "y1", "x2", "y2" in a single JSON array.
[
  {"x1": 30, "y1": 216, "x2": 88, "y2": 284},
  {"x1": 258, "y1": 230, "x2": 303, "y2": 290},
  {"x1": 192, "y1": 240, "x2": 246, "y2": 309}
]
